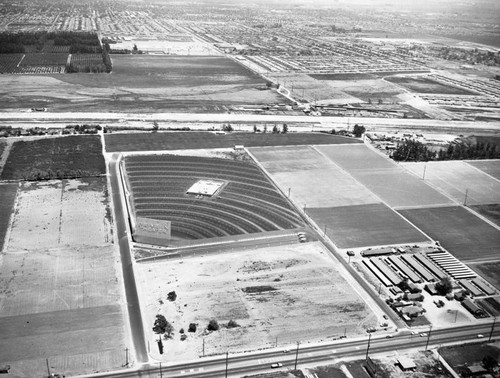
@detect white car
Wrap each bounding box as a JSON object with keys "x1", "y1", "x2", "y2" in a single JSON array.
[
  {"x1": 271, "y1": 363, "x2": 283, "y2": 369},
  {"x1": 477, "y1": 334, "x2": 484, "y2": 338}
]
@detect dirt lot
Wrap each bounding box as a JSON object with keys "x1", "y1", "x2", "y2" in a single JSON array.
[
  {"x1": 309, "y1": 203, "x2": 429, "y2": 249},
  {"x1": 0, "y1": 55, "x2": 287, "y2": 113},
  {"x1": 135, "y1": 242, "x2": 377, "y2": 361},
  {"x1": 401, "y1": 161, "x2": 500, "y2": 206},
  {"x1": 0, "y1": 178, "x2": 126, "y2": 377},
  {"x1": 250, "y1": 146, "x2": 381, "y2": 208},
  {"x1": 398, "y1": 206, "x2": 500, "y2": 262},
  {"x1": 386, "y1": 76, "x2": 477, "y2": 95},
  {"x1": 104, "y1": 131, "x2": 359, "y2": 152}
]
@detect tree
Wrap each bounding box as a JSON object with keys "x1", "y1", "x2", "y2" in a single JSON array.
[
  {"x1": 152, "y1": 121, "x2": 159, "y2": 132},
  {"x1": 435, "y1": 277, "x2": 453, "y2": 296},
  {"x1": 167, "y1": 291, "x2": 177, "y2": 301},
  {"x1": 133, "y1": 44, "x2": 138, "y2": 53},
  {"x1": 207, "y1": 319, "x2": 220, "y2": 331},
  {"x1": 392, "y1": 140, "x2": 436, "y2": 162},
  {"x1": 253, "y1": 125, "x2": 258, "y2": 133},
  {"x1": 222, "y1": 123, "x2": 233, "y2": 132},
  {"x1": 272, "y1": 125, "x2": 279, "y2": 134},
  {"x1": 227, "y1": 320, "x2": 239, "y2": 328},
  {"x1": 282, "y1": 124, "x2": 288, "y2": 134},
  {"x1": 483, "y1": 355, "x2": 498, "y2": 371},
  {"x1": 153, "y1": 314, "x2": 168, "y2": 337},
  {"x1": 188, "y1": 323, "x2": 197, "y2": 332},
  {"x1": 352, "y1": 124, "x2": 366, "y2": 138}
]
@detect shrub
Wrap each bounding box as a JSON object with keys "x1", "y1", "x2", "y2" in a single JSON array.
[
  {"x1": 207, "y1": 319, "x2": 219, "y2": 331},
  {"x1": 227, "y1": 320, "x2": 239, "y2": 328},
  {"x1": 188, "y1": 323, "x2": 197, "y2": 332}
]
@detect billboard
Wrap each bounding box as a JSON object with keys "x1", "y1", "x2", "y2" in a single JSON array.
[{"x1": 134, "y1": 217, "x2": 171, "y2": 246}]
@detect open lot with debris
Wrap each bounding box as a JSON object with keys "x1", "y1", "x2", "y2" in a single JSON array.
[
  {"x1": 0, "y1": 178, "x2": 126, "y2": 377},
  {"x1": 401, "y1": 161, "x2": 500, "y2": 206},
  {"x1": 398, "y1": 206, "x2": 500, "y2": 262},
  {"x1": 135, "y1": 242, "x2": 377, "y2": 361}
]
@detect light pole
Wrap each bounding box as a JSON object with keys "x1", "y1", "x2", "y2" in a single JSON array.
[
  {"x1": 225, "y1": 351, "x2": 229, "y2": 378},
  {"x1": 425, "y1": 325, "x2": 432, "y2": 351},
  {"x1": 365, "y1": 333, "x2": 372, "y2": 360},
  {"x1": 294, "y1": 341, "x2": 300, "y2": 370},
  {"x1": 489, "y1": 317, "x2": 496, "y2": 342}
]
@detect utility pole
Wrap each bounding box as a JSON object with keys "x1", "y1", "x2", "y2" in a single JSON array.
[
  {"x1": 489, "y1": 317, "x2": 496, "y2": 342},
  {"x1": 288, "y1": 187, "x2": 291, "y2": 198},
  {"x1": 125, "y1": 347, "x2": 129, "y2": 367},
  {"x1": 464, "y1": 189, "x2": 469, "y2": 206},
  {"x1": 203, "y1": 337, "x2": 205, "y2": 357},
  {"x1": 225, "y1": 351, "x2": 229, "y2": 378},
  {"x1": 46, "y1": 358, "x2": 51, "y2": 377},
  {"x1": 294, "y1": 341, "x2": 300, "y2": 370},
  {"x1": 159, "y1": 362, "x2": 162, "y2": 378},
  {"x1": 365, "y1": 333, "x2": 372, "y2": 361},
  {"x1": 425, "y1": 325, "x2": 432, "y2": 351},
  {"x1": 324, "y1": 225, "x2": 327, "y2": 236},
  {"x1": 422, "y1": 164, "x2": 427, "y2": 180}
]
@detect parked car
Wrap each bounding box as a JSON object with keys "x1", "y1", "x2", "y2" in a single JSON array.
[{"x1": 271, "y1": 363, "x2": 283, "y2": 368}]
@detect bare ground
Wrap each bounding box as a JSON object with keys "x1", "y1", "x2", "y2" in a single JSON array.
[{"x1": 135, "y1": 241, "x2": 377, "y2": 361}]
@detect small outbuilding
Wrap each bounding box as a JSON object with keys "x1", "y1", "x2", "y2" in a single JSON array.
[{"x1": 397, "y1": 357, "x2": 416, "y2": 371}]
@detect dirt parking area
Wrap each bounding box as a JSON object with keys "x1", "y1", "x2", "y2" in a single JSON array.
[{"x1": 135, "y1": 242, "x2": 377, "y2": 361}]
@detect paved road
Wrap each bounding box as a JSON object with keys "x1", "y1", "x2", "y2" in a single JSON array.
[
  {"x1": 109, "y1": 154, "x2": 148, "y2": 364},
  {"x1": 1, "y1": 112, "x2": 499, "y2": 133},
  {"x1": 74, "y1": 321, "x2": 499, "y2": 378}
]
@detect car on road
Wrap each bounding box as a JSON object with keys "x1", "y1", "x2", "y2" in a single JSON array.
[
  {"x1": 477, "y1": 334, "x2": 484, "y2": 338},
  {"x1": 283, "y1": 349, "x2": 290, "y2": 353},
  {"x1": 386, "y1": 334, "x2": 393, "y2": 338},
  {"x1": 420, "y1": 333, "x2": 427, "y2": 337},
  {"x1": 271, "y1": 363, "x2": 283, "y2": 369}
]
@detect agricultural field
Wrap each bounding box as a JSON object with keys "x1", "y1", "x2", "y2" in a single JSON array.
[
  {"x1": 0, "y1": 54, "x2": 24, "y2": 73},
  {"x1": 104, "y1": 131, "x2": 359, "y2": 152},
  {"x1": 385, "y1": 76, "x2": 477, "y2": 95},
  {"x1": 467, "y1": 160, "x2": 500, "y2": 180},
  {"x1": 1, "y1": 135, "x2": 105, "y2": 181},
  {"x1": 315, "y1": 145, "x2": 452, "y2": 208},
  {"x1": 401, "y1": 161, "x2": 500, "y2": 206},
  {"x1": 469, "y1": 261, "x2": 500, "y2": 292},
  {"x1": 135, "y1": 242, "x2": 377, "y2": 361},
  {"x1": 397, "y1": 206, "x2": 500, "y2": 262},
  {"x1": 308, "y1": 204, "x2": 429, "y2": 249},
  {"x1": 124, "y1": 153, "x2": 304, "y2": 242},
  {"x1": 0, "y1": 55, "x2": 287, "y2": 112},
  {"x1": 0, "y1": 177, "x2": 125, "y2": 377},
  {"x1": 0, "y1": 183, "x2": 17, "y2": 251},
  {"x1": 471, "y1": 204, "x2": 500, "y2": 227},
  {"x1": 249, "y1": 145, "x2": 380, "y2": 208}
]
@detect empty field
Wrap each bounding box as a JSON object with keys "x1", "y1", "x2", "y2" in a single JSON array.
[
  {"x1": 466, "y1": 160, "x2": 500, "y2": 180},
  {"x1": 0, "y1": 183, "x2": 17, "y2": 251},
  {"x1": 1, "y1": 135, "x2": 105, "y2": 181},
  {"x1": 135, "y1": 242, "x2": 377, "y2": 361},
  {"x1": 0, "y1": 55, "x2": 288, "y2": 112},
  {"x1": 401, "y1": 161, "x2": 500, "y2": 206},
  {"x1": 398, "y1": 206, "x2": 500, "y2": 262},
  {"x1": 385, "y1": 76, "x2": 476, "y2": 95},
  {"x1": 250, "y1": 146, "x2": 380, "y2": 208},
  {"x1": 0, "y1": 178, "x2": 125, "y2": 377},
  {"x1": 309, "y1": 203, "x2": 429, "y2": 249},
  {"x1": 105, "y1": 131, "x2": 358, "y2": 152},
  {"x1": 315, "y1": 145, "x2": 452, "y2": 208}
]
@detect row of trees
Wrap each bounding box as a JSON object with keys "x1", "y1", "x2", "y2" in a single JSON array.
[{"x1": 392, "y1": 139, "x2": 500, "y2": 162}]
